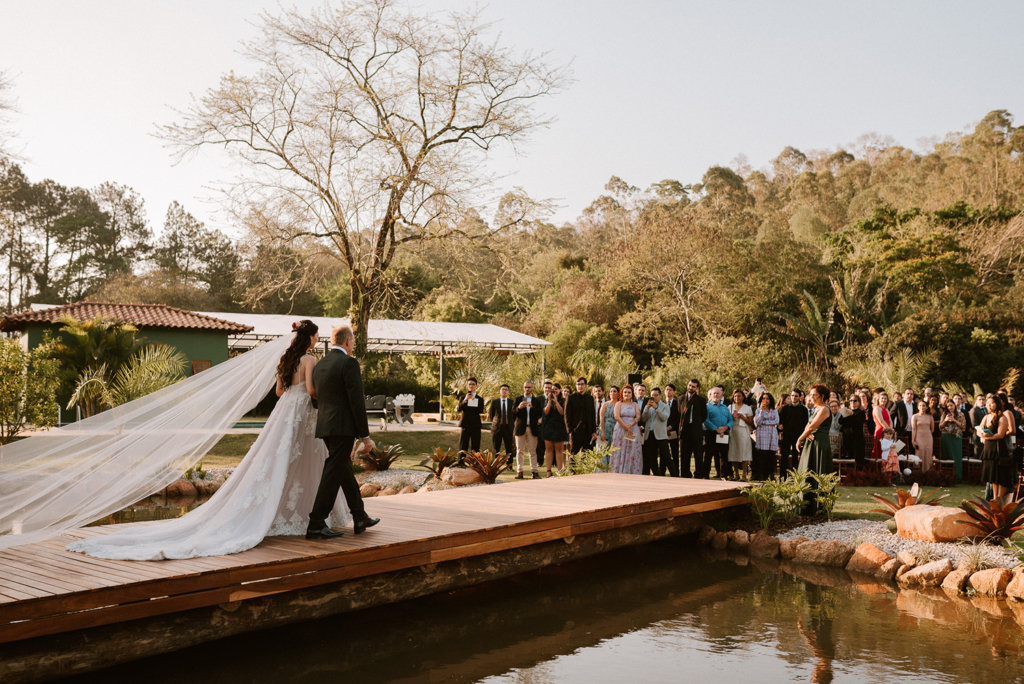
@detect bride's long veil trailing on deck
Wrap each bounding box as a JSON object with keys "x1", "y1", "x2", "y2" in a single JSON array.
[{"x1": 0, "y1": 335, "x2": 292, "y2": 551}]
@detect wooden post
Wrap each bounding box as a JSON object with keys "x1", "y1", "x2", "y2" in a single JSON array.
[{"x1": 439, "y1": 345, "x2": 446, "y2": 421}]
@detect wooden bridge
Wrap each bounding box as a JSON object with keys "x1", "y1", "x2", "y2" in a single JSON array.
[{"x1": 0, "y1": 474, "x2": 747, "y2": 682}]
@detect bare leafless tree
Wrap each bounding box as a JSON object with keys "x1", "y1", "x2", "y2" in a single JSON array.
[
  {"x1": 162, "y1": 0, "x2": 569, "y2": 354},
  {"x1": 0, "y1": 70, "x2": 21, "y2": 162}
]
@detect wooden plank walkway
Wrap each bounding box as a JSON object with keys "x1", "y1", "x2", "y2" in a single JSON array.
[{"x1": 0, "y1": 474, "x2": 746, "y2": 645}]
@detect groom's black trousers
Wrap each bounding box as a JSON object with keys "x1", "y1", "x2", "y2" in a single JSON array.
[{"x1": 309, "y1": 435, "x2": 366, "y2": 529}]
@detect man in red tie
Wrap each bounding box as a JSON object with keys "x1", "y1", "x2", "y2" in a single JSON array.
[{"x1": 488, "y1": 384, "x2": 516, "y2": 459}]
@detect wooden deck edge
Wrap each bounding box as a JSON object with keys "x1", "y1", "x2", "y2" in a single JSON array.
[
  {"x1": 0, "y1": 494, "x2": 747, "y2": 644},
  {"x1": 0, "y1": 485, "x2": 747, "y2": 625},
  {"x1": 0, "y1": 509, "x2": 737, "y2": 684}
]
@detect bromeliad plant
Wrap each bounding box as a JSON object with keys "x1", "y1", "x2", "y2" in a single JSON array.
[
  {"x1": 868, "y1": 482, "x2": 949, "y2": 517},
  {"x1": 955, "y1": 495, "x2": 1024, "y2": 542},
  {"x1": 419, "y1": 446, "x2": 460, "y2": 481},
  {"x1": 358, "y1": 444, "x2": 404, "y2": 471},
  {"x1": 463, "y1": 449, "x2": 511, "y2": 484}
]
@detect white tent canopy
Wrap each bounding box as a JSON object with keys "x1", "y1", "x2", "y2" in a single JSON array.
[{"x1": 194, "y1": 313, "x2": 550, "y2": 355}]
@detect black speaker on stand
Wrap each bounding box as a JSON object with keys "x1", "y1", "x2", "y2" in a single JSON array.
[{"x1": 627, "y1": 373, "x2": 642, "y2": 388}]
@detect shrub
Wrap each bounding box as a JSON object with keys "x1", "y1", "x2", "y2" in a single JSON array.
[
  {"x1": 956, "y1": 495, "x2": 1024, "y2": 542},
  {"x1": 868, "y1": 482, "x2": 949, "y2": 517},
  {"x1": 419, "y1": 446, "x2": 460, "y2": 481},
  {"x1": 553, "y1": 444, "x2": 613, "y2": 476},
  {"x1": 742, "y1": 484, "x2": 778, "y2": 530},
  {"x1": 463, "y1": 449, "x2": 511, "y2": 484},
  {"x1": 810, "y1": 471, "x2": 842, "y2": 521},
  {"x1": 359, "y1": 444, "x2": 404, "y2": 471}
]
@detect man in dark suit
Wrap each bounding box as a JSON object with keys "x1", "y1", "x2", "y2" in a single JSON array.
[
  {"x1": 307, "y1": 324, "x2": 380, "y2": 539},
  {"x1": 779, "y1": 389, "x2": 809, "y2": 474},
  {"x1": 893, "y1": 388, "x2": 916, "y2": 449},
  {"x1": 679, "y1": 379, "x2": 706, "y2": 478},
  {"x1": 512, "y1": 380, "x2": 543, "y2": 479},
  {"x1": 662, "y1": 383, "x2": 681, "y2": 476},
  {"x1": 457, "y1": 377, "x2": 484, "y2": 453},
  {"x1": 488, "y1": 384, "x2": 516, "y2": 458},
  {"x1": 565, "y1": 377, "x2": 597, "y2": 454}
]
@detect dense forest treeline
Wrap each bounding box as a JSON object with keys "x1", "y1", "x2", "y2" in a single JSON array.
[{"x1": 3, "y1": 110, "x2": 1024, "y2": 396}]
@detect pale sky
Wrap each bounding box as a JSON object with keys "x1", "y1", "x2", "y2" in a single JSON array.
[{"x1": 2, "y1": 0, "x2": 1023, "y2": 234}]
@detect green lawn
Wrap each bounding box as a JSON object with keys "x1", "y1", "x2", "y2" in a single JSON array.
[{"x1": 831, "y1": 483, "x2": 987, "y2": 521}]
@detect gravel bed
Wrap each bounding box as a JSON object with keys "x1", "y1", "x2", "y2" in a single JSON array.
[
  {"x1": 357, "y1": 468, "x2": 432, "y2": 489},
  {"x1": 778, "y1": 519, "x2": 1020, "y2": 569}
]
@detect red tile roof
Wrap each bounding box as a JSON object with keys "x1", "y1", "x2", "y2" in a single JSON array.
[{"x1": 0, "y1": 302, "x2": 253, "y2": 333}]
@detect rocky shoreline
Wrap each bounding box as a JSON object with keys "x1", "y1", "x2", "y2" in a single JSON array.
[{"x1": 700, "y1": 521, "x2": 1024, "y2": 604}]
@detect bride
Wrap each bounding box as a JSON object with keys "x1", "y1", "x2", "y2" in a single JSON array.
[{"x1": 67, "y1": 320, "x2": 352, "y2": 561}]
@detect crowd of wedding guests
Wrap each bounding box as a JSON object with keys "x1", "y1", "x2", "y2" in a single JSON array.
[{"x1": 455, "y1": 377, "x2": 1021, "y2": 500}]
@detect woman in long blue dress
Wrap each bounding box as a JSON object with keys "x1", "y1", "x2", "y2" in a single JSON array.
[
  {"x1": 599, "y1": 386, "x2": 619, "y2": 471},
  {"x1": 610, "y1": 385, "x2": 642, "y2": 474}
]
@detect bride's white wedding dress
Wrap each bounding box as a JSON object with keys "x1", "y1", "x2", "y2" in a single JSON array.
[{"x1": 66, "y1": 382, "x2": 351, "y2": 561}]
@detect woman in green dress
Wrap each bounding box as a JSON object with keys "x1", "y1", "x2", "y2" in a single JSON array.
[{"x1": 796, "y1": 384, "x2": 834, "y2": 516}]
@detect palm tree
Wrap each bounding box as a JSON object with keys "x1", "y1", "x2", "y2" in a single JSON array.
[
  {"x1": 839, "y1": 348, "x2": 938, "y2": 392},
  {"x1": 68, "y1": 344, "x2": 187, "y2": 415},
  {"x1": 48, "y1": 315, "x2": 147, "y2": 396},
  {"x1": 773, "y1": 290, "x2": 840, "y2": 370}
]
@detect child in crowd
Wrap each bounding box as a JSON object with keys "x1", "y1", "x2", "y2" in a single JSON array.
[{"x1": 880, "y1": 427, "x2": 902, "y2": 484}]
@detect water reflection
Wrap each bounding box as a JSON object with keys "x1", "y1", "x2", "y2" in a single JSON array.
[
  {"x1": 62, "y1": 540, "x2": 1024, "y2": 684},
  {"x1": 85, "y1": 494, "x2": 209, "y2": 527}
]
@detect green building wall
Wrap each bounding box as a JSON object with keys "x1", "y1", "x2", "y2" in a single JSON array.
[
  {"x1": 23, "y1": 325, "x2": 230, "y2": 373},
  {"x1": 21, "y1": 324, "x2": 232, "y2": 423}
]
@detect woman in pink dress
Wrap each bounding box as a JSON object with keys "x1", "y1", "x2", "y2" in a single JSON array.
[
  {"x1": 610, "y1": 385, "x2": 643, "y2": 474},
  {"x1": 872, "y1": 390, "x2": 893, "y2": 460}
]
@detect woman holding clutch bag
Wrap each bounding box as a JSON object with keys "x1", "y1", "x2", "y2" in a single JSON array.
[{"x1": 610, "y1": 384, "x2": 642, "y2": 474}]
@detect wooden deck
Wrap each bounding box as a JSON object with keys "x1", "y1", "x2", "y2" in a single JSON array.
[{"x1": 0, "y1": 474, "x2": 746, "y2": 647}]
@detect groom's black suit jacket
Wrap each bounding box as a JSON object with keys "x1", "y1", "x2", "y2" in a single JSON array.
[{"x1": 312, "y1": 349, "x2": 370, "y2": 439}]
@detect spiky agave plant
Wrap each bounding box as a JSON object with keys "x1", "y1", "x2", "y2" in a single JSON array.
[
  {"x1": 868, "y1": 482, "x2": 949, "y2": 517},
  {"x1": 420, "y1": 446, "x2": 460, "y2": 481},
  {"x1": 463, "y1": 449, "x2": 511, "y2": 484},
  {"x1": 955, "y1": 495, "x2": 1024, "y2": 542},
  {"x1": 359, "y1": 444, "x2": 404, "y2": 472}
]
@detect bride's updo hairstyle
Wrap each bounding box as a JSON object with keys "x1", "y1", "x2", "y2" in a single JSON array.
[{"x1": 277, "y1": 320, "x2": 318, "y2": 386}]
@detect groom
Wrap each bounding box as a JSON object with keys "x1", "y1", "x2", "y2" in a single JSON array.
[{"x1": 307, "y1": 324, "x2": 381, "y2": 539}]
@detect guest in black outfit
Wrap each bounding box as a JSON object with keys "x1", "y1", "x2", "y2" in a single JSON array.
[
  {"x1": 778, "y1": 389, "x2": 809, "y2": 474},
  {"x1": 680, "y1": 379, "x2": 707, "y2": 478},
  {"x1": 457, "y1": 377, "x2": 484, "y2": 453},
  {"x1": 512, "y1": 381, "x2": 543, "y2": 479},
  {"x1": 565, "y1": 377, "x2": 597, "y2": 454},
  {"x1": 488, "y1": 384, "x2": 516, "y2": 458},
  {"x1": 838, "y1": 395, "x2": 867, "y2": 468},
  {"x1": 893, "y1": 388, "x2": 916, "y2": 449}
]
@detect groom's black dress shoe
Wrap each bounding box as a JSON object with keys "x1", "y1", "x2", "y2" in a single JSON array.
[
  {"x1": 306, "y1": 527, "x2": 345, "y2": 540},
  {"x1": 354, "y1": 517, "x2": 381, "y2": 535}
]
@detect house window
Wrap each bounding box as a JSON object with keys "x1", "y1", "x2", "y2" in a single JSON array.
[{"x1": 191, "y1": 360, "x2": 212, "y2": 375}]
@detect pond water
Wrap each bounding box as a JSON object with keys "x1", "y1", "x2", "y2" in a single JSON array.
[{"x1": 60, "y1": 535, "x2": 1024, "y2": 683}]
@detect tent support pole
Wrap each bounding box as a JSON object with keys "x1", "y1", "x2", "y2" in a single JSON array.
[
  {"x1": 541, "y1": 347, "x2": 546, "y2": 383},
  {"x1": 439, "y1": 346, "x2": 446, "y2": 421}
]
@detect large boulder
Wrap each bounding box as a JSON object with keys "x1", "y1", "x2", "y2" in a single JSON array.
[
  {"x1": 727, "y1": 530, "x2": 750, "y2": 552},
  {"x1": 441, "y1": 467, "x2": 484, "y2": 487},
  {"x1": 166, "y1": 479, "x2": 197, "y2": 499},
  {"x1": 780, "y1": 536, "x2": 810, "y2": 560},
  {"x1": 898, "y1": 558, "x2": 953, "y2": 588},
  {"x1": 968, "y1": 568, "x2": 1013, "y2": 595},
  {"x1": 894, "y1": 505, "x2": 978, "y2": 543},
  {"x1": 793, "y1": 540, "x2": 855, "y2": 568},
  {"x1": 846, "y1": 543, "x2": 893, "y2": 575},
  {"x1": 359, "y1": 483, "x2": 382, "y2": 497},
  {"x1": 876, "y1": 558, "x2": 903, "y2": 581},
  {"x1": 749, "y1": 531, "x2": 781, "y2": 559},
  {"x1": 711, "y1": 532, "x2": 729, "y2": 550},
  {"x1": 398, "y1": 485, "x2": 416, "y2": 495},
  {"x1": 941, "y1": 568, "x2": 972, "y2": 594},
  {"x1": 1006, "y1": 568, "x2": 1024, "y2": 600}
]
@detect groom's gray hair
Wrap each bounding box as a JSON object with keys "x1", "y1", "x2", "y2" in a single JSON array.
[{"x1": 331, "y1": 325, "x2": 354, "y2": 346}]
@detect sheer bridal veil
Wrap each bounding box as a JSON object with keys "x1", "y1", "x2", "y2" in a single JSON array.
[{"x1": 0, "y1": 335, "x2": 292, "y2": 551}]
